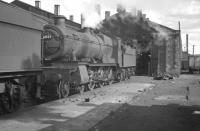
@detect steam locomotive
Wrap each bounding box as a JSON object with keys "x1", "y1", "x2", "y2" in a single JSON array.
[
  {"x1": 0, "y1": 1, "x2": 136, "y2": 113},
  {"x1": 41, "y1": 16, "x2": 136, "y2": 100}
]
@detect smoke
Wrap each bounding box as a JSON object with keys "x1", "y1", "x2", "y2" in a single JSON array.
[
  {"x1": 149, "y1": 22, "x2": 174, "y2": 47},
  {"x1": 95, "y1": 4, "x2": 101, "y2": 16},
  {"x1": 83, "y1": 2, "x2": 138, "y2": 28},
  {"x1": 82, "y1": 4, "x2": 103, "y2": 27},
  {"x1": 116, "y1": 4, "x2": 126, "y2": 13},
  {"x1": 69, "y1": 1, "x2": 134, "y2": 28}
]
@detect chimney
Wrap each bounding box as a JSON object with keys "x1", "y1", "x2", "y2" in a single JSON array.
[
  {"x1": 142, "y1": 14, "x2": 146, "y2": 19},
  {"x1": 131, "y1": 8, "x2": 137, "y2": 16},
  {"x1": 137, "y1": 10, "x2": 142, "y2": 18},
  {"x1": 35, "y1": 1, "x2": 41, "y2": 8},
  {"x1": 186, "y1": 34, "x2": 188, "y2": 53},
  {"x1": 117, "y1": 4, "x2": 126, "y2": 13},
  {"x1": 81, "y1": 14, "x2": 85, "y2": 29},
  {"x1": 69, "y1": 15, "x2": 74, "y2": 21},
  {"x1": 178, "y1": 21, "x2": 181, "y2": 31},
  {"x1": 105, "y1": 11, "x2": 110, "y2": 20},
  {"x1": 54, "y1": 5, "x2": 60, "y2": 15}
]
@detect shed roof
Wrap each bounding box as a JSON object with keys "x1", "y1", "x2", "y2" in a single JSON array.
[
  {"x1": 11, "y1": 0, "x2": 81, "y2": 30},
  {"x1": 0, "y1": 0, "x2": 46, "y2": 31}
]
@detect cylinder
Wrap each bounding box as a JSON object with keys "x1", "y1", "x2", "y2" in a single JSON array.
[{"x1": 54, "y1": 15, "x2": 66, "y2": 28}]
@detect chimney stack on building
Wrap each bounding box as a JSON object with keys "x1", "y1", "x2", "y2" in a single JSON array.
[
  {"x1": 54, "y1": 5, "x2": 60, "y2": 15},
  {"x1": 142, "y1": 14, "x2": 146, "y2": 20},
  {"x1": 131, "y1": 8, "x2": 137, "y2": 16},
  {"x1": 143, "y1": 14, "x2": 146, "y2": 18},
  {"x1": 35, "y1": 1, "x2": 41, "y2": 8},
  {"x1": 81, "y1": 14, "x2": 85, "y2": 29},
  {"x1": 137, "y1": 10, "x2": 142, "y2": 18},
  {"x1": 69, "y1": 15, "x2": 74, "y2": 21},
  {"x1": 105, "y1": 11, "x2": 110, "y2": 20},
  {"x1": 178, "y1": 21, "x2": 181, "y2": 31},
  {"x1": 116, "y1": 4, "x2": 126, "y2": 13}
]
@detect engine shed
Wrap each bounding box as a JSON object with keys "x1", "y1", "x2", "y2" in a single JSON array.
[
  {"x1": 99, "y1": 10, "x2": 182, "y2": 77},
  {"x1": 149, "y1": 22, "x2": 182, "y2": 77}
]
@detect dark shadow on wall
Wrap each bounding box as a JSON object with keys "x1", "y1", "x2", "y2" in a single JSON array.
[{"x1": 21, "y1": 53, "x2": 40, "y2": 69}]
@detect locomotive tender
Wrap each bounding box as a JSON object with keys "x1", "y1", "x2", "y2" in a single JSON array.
[
  {"x1": 0, "y1": 1, "x2": 136, "y2": 113},
  {"x1": 0, "y1": 1, "x2": 44, "y2": 113}
]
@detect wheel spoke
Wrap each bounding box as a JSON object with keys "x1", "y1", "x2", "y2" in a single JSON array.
[
  {"x1": 79, "y1": 85, "x2": 85, "y2": 94},
  {"x1": 1, "y1": 93, "x2": 13, "y2": 113},
  {"x1": 88, "y1": 82, "x2": 95, "y2": 91},
  {"x1": 60, "y1": 81, "x2": 70, "y2": 98},
  {"x1": 1, "y1": 81, "x2": 23, "y2": 113}
]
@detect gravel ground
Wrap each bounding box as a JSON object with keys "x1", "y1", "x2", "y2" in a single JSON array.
[
  {"x1": 89, "y1": 74, "x2": 200, "y2": 131},
  {"x1": 1, "y1": 75, "x2": 200, "y2": 131},
  {"x1": 0, "y1": 76, "x2": 154, "y2": 131}
]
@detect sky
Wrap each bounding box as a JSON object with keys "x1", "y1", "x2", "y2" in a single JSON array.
[{"x1": 3, "y1": 0, "x2": 200, "y2": 54}]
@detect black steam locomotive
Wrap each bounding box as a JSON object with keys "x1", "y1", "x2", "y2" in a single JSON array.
[{"x1": 0, "y1": 2, "x2": 136, "y2": 113}]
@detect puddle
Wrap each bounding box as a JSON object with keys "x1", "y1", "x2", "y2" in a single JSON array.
[{"x1": 154, "y1": 95, "x2": 187, "y2": 101}]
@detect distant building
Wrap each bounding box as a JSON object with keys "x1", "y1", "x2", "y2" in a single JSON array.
[{"x1": 149, "y1": 22, "x2": 182, "y2": 76}]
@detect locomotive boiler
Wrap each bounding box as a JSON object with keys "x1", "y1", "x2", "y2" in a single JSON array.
[
  {"x1": 43, "y1": 16, "x2": 115, "y2": 63},
  {"x1": 41, "y1": 16, "x2": 136, "y2": 100}
]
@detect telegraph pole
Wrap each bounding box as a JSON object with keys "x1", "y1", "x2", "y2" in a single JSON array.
[
  {"x1": 186, "y1": 34, "x2": 189, "y2": 70},
  {"x1": 193, "y1": 45, "x2": 195, "y2": 69},
  {"x1": 178, "y1": 21, "x2": 181, "y2": 74},
  {"x1": 186, "y1": 34, "x2": 188, "y2": 53},
  {"x1": 193, "y1": 45, "x2": 195, "y2": 55}
]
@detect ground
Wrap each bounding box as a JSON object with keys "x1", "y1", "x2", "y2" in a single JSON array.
[
  {"x1": 89, "y1": 75, "x2": 200, "y2": 131},
  {"x1": 0, "y1": 75, "x2": 200, "y2": 131}
]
